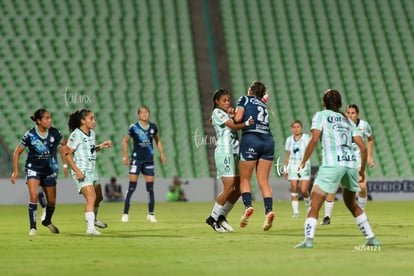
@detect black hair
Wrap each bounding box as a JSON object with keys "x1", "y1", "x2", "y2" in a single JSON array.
[
  {"x1": 210, "y1": 88, "x2": 230, "y2": 122},
  {"x1": 323, "y1": 89, "x2": 349, "y2": 119},
  {"x1": 30, "y1": 108, "x2": 49, "y2": 124},
  {"x1": 68, "y1": 109, "x2": 92, "y2": 132},
  {"x1": 346, "y1": 104, "x2": 360, "y2": 114},
  {"x1": 249, "y1": 81, "x2": 267, "y2": 100}
]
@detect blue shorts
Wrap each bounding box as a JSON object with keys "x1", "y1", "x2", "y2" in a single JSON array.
[
  {"x1": 314, "y1": 165, "x2": 360, "y2": 194},
  {"x1": 239, "y1": 133, "x2": 274, "y2": 161},
  {"x1": 26, "y1": 169, "x2": 57, "y2": 187},
  {"x1": 129, "y1": 160, "x2": 154, "y2": 176}
]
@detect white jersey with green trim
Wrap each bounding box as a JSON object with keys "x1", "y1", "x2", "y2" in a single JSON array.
[
  {"x1": 67, "y1": 128, "x2": 97, "y2": 171},
  {"x1": 212, "y1": 108, "x2": 239, "y2": 154},
  {"x1": 352, "y1": 119, "x2": 372, "y2": 157},
  {"x1": 285, "y1": 133, "x2": 311, "y2": 168},
  {"x1": 311, "y1": 110, "x2": 361, "y2": 168}
]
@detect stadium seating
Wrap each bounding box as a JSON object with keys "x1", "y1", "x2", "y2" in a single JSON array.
[
  {"x1": 220, "y1": 0, "x2": 414, "y2": 177},
  {"x1": 0, "y1": 0, "x2": 209, "y2": 178}
]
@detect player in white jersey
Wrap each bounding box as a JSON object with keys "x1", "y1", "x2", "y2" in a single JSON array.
[
  {"x1": 320, "y1": 104, "x2": 375, "y2": 225},
  {"x1": 65, "y1": 110, "x2": 112, "y2": 235},
  {"x1": 205, "y1": 89, "x2": 254, "y2": 233},
  {"x1": 294, "y1": 89, "x2": 380, "y2": 248},
  {"x1": 283, "y1": 120, "x2": 311, "y2": 218}
]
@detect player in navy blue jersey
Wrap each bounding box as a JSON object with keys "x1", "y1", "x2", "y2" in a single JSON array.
[
  {"x1": 234, "y1": 81, "x2": 275, "y2": 231},
  {"x1": 11, "y1": 109, "x2": 66, "y2": 235},
  {"x1": 121, "y1": 106, "x2": 166, "y2": 223}
]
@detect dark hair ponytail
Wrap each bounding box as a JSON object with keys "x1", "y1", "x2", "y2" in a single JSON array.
[
  {"x1": 249, "y1": 81, "x2": 267, "y2": 100},
  {"x1": 323, "y1": 89, "x2": 349, "y2": 120},
  {"x1": 210, "y1": 89, "x2": 230, "y2": 122},
  {"x1": 68, "y1": 109, "x2": 91, "y2": 132},
  {"x1": 30, "y1": 108, "x2": 48, "y2": 124}
]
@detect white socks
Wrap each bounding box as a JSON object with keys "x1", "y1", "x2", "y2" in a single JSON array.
[
  {"x1": 220, "y1": 202, "x2": 234, "y2": 217},
  {"x1": 85, "y1": 212, "x2": 95, "y2": 230},
  {"x1": 355, "y1": 212, "x2": 375, "y2": 240},
  {"x1": 304, "y1": 217, "x2": 318, "y2": 239},
  {"x1": 291, "y1": 200, "x2": 299, "y2": 214},
  {"x1": 324, "y1": 201, "x2": 334, "y2": 217},
  {"x1": 358, "y1": 197, "x2": 367, "y2": 210},
  {"x1": 210, "y1": 202, "x2": 223, "y2": 221}
]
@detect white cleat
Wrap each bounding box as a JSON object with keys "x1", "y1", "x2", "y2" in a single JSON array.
[
  {"x1": 121, "y1": 214, "x2": 129, "y2": 222},
  {"x1": 86, "y1": 228, "x2": 101, "y2": 235},
  {"x1": 29, "y1": 228, "x2": 37, "y2": 236},
  {"x1": 147, "y1": 214, "x2": 158, "y2": 223},
  {"x1": 218, "y1": 215, "x2": 234, "y2": 232}
]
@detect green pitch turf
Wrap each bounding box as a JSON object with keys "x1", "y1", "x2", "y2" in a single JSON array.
[{"x1": 0, "y1": 201, "x2": 412, "y2": 275}]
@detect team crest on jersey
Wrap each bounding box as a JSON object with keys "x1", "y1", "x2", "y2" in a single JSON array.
[
  {"x1": 150, "y1": 129, "x2": 155, "y2": 134},
  {"x1": 50, "y1": 137, "x2": 55, "y2": 143},
  {"x1": 224, "y1": 164, "x2": 231, "y2": 173}
]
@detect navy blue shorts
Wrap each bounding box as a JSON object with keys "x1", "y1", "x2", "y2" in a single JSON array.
[
  {"x1": 239, "y1": 133, "x2": 275, "y2": 161},
  {"x1": 129, "y1": 160, "x2": 155, "y2": 176},
  {"x1": 26, "y1": 169, "x2": 57, "y2": 187}
]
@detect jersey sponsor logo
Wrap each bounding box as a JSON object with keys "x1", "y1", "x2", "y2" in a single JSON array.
[
  {"x1": 337, "y1": 154, "x2": 356, "y2": 162},
  {"x1": 27, "y1": 169, "x2": 37, "y2": 177},
  {"x1": 327, "y1": 115, "x2": 349, "y2": 124}
]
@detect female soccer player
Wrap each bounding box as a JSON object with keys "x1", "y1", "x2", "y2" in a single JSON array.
[
  {"x1": 11, "y1": 109, "x2": 65, "y2": 235},
  {"x1": 121, "y1": 106, "x2": 166, "y2": 223},
  {"x1": 205, "y1": 89, "x2": 254, "y2": 233},
  {"x1": 234, "y1": 81, "x2": 275, "y2": 231},
  {"x1": 294, "y1": 89, "x2": 380, "y2": 248},
  {"x1": 65, "y1": 109, "x2": 112, "y2": 235},
  {"x1": 320, "y1": 104, "x2": 375, "y2": 225},
  {"x1": 283, "y1": 120, "x2": 311, "y2": 218}
]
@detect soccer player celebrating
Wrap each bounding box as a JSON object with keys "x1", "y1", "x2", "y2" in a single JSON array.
[
  {"x1": 121, "y1": 106, "x2": 166, "y2": 223},
  {"x1": 234, "y1": 81, "x2": 275, "y2": 231},
  {"x1": 205, "y1": 88, "x2": 254, "y2": 232},
  {"x1": 11, "y1": 109, "x2": 65, "y2": 235},
  {"x1": 283, "y1": 120, "x2": 311, "y2": 218},
  {"x1": 65, "y1": 109, "x2": 112, "y2": 235},
  {"x1": 294, "y1": 89, "x2": 380, "y2": 248}
]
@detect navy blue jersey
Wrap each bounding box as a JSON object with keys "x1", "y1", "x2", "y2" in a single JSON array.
[
  {"x1": 128, "y1": 122, "x2": 158, "y2": 162},
  {"x1": 20, "y1": 126, "x2": 63, "y2": 174},
  {"x1": 237, "y1": 96, "x2": 272, "y2": 136}
]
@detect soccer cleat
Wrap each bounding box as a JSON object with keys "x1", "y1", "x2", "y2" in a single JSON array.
[
  {"x1": 240, "y1": 207, "x2": 254, "y2": 228},
  {"x1": 94, "y1": 220, "x2": 108, "y2": 229},
  {"x1": 205, "y1": 216, "x2": 225, "y2": 233},
  {"x1": 365, "y1": 237, "x2": 381, "y2": 246},
  {"x1": 320, "y1": 216, "x2": 331, "y2": 225},
  {"x1": 42, "y1": 221, "x2": 60, "y2": 234},
  {"x1": 147, "y1": 214, "x2": 158, "y2": 223},
  {"x1": 121, "y1": 214, "x2": 129, "y2": 222},
  {"x1": 29, "y1": 228, "x2": 37, "y2": 236},
  {"x1": 294, "y1": 240, "x2": 314, "y2": 249},
  {"x1": 263, "y1": 211, "x2": 275, "y2": 231},
  {"x1": 86, "y1": 228, "x2": 101, "y2": 235},
  {"x1": 292, "y1": 213, "x2": 300, "y2": 218},
  {"x1": 218, "y1": 215, "x2": 234, "y2": 232}
]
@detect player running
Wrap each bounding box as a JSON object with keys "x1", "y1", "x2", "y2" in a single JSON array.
[{"x1": 11, "y1": 109, "x2": 65, "y2": 235}]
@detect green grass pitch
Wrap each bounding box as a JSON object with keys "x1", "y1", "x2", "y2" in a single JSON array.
[{"x1": 0, "y1": 201, "x2": 412, "y2": 275}]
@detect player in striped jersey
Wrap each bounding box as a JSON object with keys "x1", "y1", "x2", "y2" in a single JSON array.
[
  {"x1": 11, "y1": 109, "x2": 65, "y2": 235},
  {"x1": 283, "y1": 120, "x2": 311, "y2": 218},
  {"x1": 320, "y1": 104, "x2": 375, "y2": 225},
  {"x1": 65, "y1": 109, "x2": 112, "y2": 235},
  {"x1": 234, "y1": 81, "x2": 275, "y2": 231},
  {"x1": 294, "y1": 89, "x2": 380, "y2": 248},
  {"x1": 121, "y1": 106, "x2": 166, "y2": 223},
  {"x1": 205, "y1": 89, "x2": 254, "y2": 233}
]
